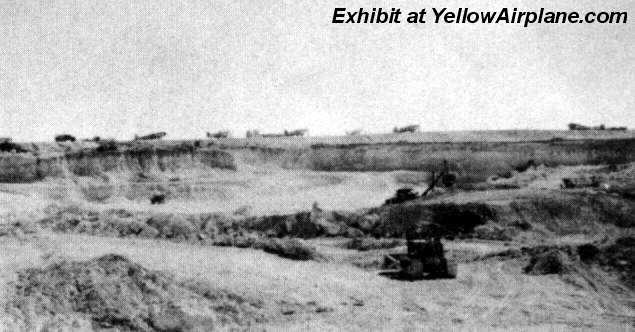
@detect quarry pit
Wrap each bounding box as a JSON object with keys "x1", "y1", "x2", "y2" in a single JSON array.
[{"x1": 1, "y1": 131, "x2": 634, "y2": 331}]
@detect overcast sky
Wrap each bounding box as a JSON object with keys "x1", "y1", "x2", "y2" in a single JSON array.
[{"x1": 1, "y1": 0, "x2": 633, "y2": 141}]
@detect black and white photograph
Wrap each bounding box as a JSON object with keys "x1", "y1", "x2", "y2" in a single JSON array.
[{"x1": 0, "y1": 0, "x2": 633, "y2": 330}]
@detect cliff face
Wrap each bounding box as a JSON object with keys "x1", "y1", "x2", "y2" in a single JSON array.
[
  {"x1": 233, "y1": 138, "x2": 635, "y2": 181},
  {"x1": 0, "y1": 148, "x2": 236, "y2": 183},
  {"x1": 2, "y1": 138, "x2": 633, "y2": 183}
]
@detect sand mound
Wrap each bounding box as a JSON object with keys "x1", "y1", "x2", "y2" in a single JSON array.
[
  {"x1": 259, "y1": 238, "x2": 322, "y2": 261},
  {"x1": 524, "y1": 249, "x2": 573, "y2": 275},
  {"x1": 7, "y1": 254, "x2": 264, "y2": 331},
  {"x1": 504, "y1": 237, "x2": 635, "y2": 290}
]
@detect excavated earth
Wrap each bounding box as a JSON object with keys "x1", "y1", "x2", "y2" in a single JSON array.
[
  {"x1": 5, "y1": 254, "x2": 265, "y2": 331},
  {"x1": 1, "y1": 137, "x2": 634, "y2": 331}
]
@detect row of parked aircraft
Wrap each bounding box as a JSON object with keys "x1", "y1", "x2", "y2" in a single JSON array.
[{"x1": 49, "y1": 125, "x2": 423, "y2": 142}]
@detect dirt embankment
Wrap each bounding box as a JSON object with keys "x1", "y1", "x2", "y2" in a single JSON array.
[
  {"x1": 475, "y1": 236, "x2": 634, "y2": 290},
  {"x1": 2, "y1": 138, "x2": 633, "y2": 184},
  {"x1": 232, "y1": 138, "x2": 635, "y2": 181},
  {"x1": 3, "y1": 254, "x2": 266, "y2": 331},
  {"x1": 0, "y1": 146, "x2": 235, "y2": 183},
  {"x1": 22, "y1": 190, "x2": 633, "y2": 252},
  {"x1": 29, "y1": 201, "x2": 494, "y2": 244}
]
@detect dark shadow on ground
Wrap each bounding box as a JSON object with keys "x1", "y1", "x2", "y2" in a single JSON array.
[{"x1": 378, "y1": 270, "x2": 455, "y2": 281}]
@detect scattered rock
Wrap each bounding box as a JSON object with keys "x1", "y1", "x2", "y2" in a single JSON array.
[
  {"x1": 146, "y1": 214, "x2": 195, "y2": 240},
  {"x1": 315, "y1": 306, "x2": 333, "y2": 313},
  {"x1": 150, "y1": 193, "x2": 166, "y2": 205},
  {"x1": 351, "y1": 298, "x2": 364, "y2": 306},
  {"x1": 452, "y1": 318, "x2": 464, "y2": 324},
  {"x1": 281, "y1": 308, "x2": 295, "y2": 315}
]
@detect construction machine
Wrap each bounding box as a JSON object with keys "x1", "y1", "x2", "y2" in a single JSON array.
[
  {"x1": 383, "y1": 235, "x2": 457, "y2": 280},
  {"x1": 381, "y1": 159, "x2": 458, "y2": 279},
  {"x1": 384, "y1": 160, "x2": 456, "y2": 206}
]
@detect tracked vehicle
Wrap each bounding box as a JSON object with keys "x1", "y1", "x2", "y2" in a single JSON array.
[{"x1": 383, "y1": 236, "x2": 457, "y2": 280}]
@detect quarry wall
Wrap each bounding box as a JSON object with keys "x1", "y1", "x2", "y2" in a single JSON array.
[
  {"x1": 0, "y1": 148, "x2": 235, "y2": 183},
  {"x1": 232, "y1": 138, "x2": 635, "y2": 180},
  {"x1": 1, "y1": 138, "x2": 633, "y2": 183}
]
